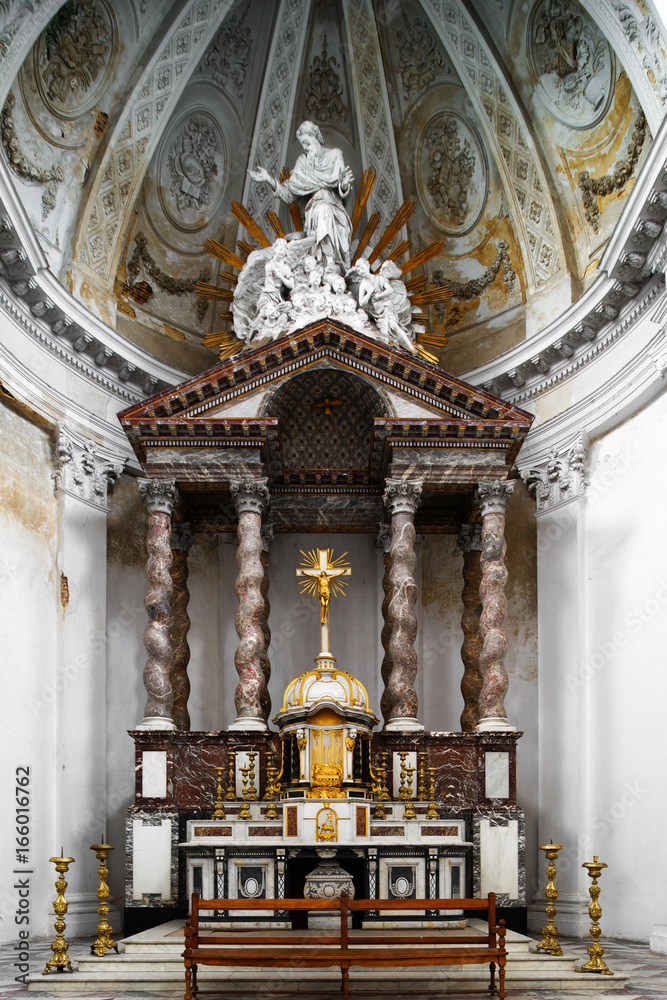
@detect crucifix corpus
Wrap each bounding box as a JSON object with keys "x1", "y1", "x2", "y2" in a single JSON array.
[{"x1": 297, "y1": 548, "x2": 351, "y2": 658}]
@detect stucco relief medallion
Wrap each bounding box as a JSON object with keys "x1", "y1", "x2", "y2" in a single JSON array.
[
  {"x1": 417, "y1": 111, "x2": 488, "y2": 236},
  {"x1": 528, "y1": 0, "x2": 614, "y2": 128},
  {"x1": 34, "y1": 0, "x2": 118, "y2": 120},
  {"x1": 158, "y1": 110, "x2": 227, "y2": 232}
]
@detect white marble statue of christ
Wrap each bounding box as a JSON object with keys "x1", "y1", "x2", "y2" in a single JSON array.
[{"x1": 248, "y1": 120, "x2": 354, "y2": 272}]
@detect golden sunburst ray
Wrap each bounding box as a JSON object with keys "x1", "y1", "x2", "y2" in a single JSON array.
[
  {"x1": 367, "y1": 200, "x2": 416, "y2": 264},
  {"x1": 410, "y1": 286, "x2": 453, "y2": 305},
  {"x1": 405, "y1": 274, "x2": 426, "y2": 292},
  {"x1": 218, "y1": 271, "x2": 238, "y2": 285},
  {"x1": 352, "y1": 212, "x2": 380, "y2": 263},
  {"x1": 237, "y1": 239, "x2": 253, "y2": 258},
  {"x1": 414, "y1": 344, "x2": 439, "y2": 363},
  {"x1": 231, "y1": 200, "x2": 272, "y2": 248},
  {"x1": 418, "y1": 331, "x2": 449, "y2": 350},
  {"x1": 386, "y1": 238, "x2": 411, "y2": 263},
  {"x1": 350, "y1": 168, "x2": 376, "y2": 239},
  {"x1": 266, "y1": 210, "x2": 285, "y2": 239},
  {"x1": 193, "y1": 282, "x2": 234, "y2": 301},
  {"x1": 400, "y1": 241, "x2": 445, "y2": 275},
  {"x1": 202, "y1": 239, "x2": 246, "y2": 271}
]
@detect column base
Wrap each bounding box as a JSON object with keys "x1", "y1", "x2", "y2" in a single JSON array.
[
  {"x1": 228, "y1": 717, "x2": 269, "y2": 732},
  {"x1": 475, "y1": 715, "x2": 516, "y2": 732},
  {"x1": 136, "y1": 716, "x2": 177, "y2": 731},
  {"x1": 384, "y1": 716, "x2": 424, "y2": 732}
]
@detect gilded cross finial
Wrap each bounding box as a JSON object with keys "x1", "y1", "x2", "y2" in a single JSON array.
[{"x1": 296, "y1": 548, "x2": 351, "y2": 658}]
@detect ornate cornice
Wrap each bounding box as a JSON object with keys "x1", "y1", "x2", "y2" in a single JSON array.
[
  {"x1": 457, "y1": 523, "x2": 482, "y2": 554},
  {"x1": 53, "y1": 425, "x2": 124, "y2": 510},
  {"x1": 383, "y1": 479, "x2": 423, "y2": 517},
  {"x1": 230, "y1": 478, "x2": 269, "y2": 516},
  {"x1": 139, "y1": 478, "x2": 180, "y2": 515},
  {"x1": 475, "y1": 481, "x2": 514, "y2": 518},
  {"x1": 520, "y1": 436, "x2": 589, "y2": 515}
]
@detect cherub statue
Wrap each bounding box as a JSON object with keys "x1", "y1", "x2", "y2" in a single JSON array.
[
  {"x1": 248, "y1": 121, "x2": 354, "y2": 272},
  {"x1": 352, "y1": 257, "x2": 418, "y2": 355},
  {"x1": 232, "y1": 235, "x2": 315, "y2": 342},
  {"x1": 256, "y1": 238, "x2": 294, "y2": 315}
]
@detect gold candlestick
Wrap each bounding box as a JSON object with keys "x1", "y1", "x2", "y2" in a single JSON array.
[
  {"x1": 43, "y1": 852, "x2": 74, "y2": 974},
  {"x1": 247, "y1": 750, "x2": 258, "y2": 800},
  {"x1": 426, "y1": 767, "x2": 439, "y2": 820},
  {"x1": 373, "y1": 756, "x2": 390, "y2": 819},
  {"x1": 90, "y1": 842, "x2": 119, "y2": 957},
  {"x1": 263, "y1": 750, "x2": 278, "y2": 820},
  {"x1": 577, "y1": 856, "x2": 613, "y2": 975},
  {"x1": 225, "y1": 751, "x2": 237, "y2": 800},
  {"x1": 403, "y1": 767, "x2": 416, "y2": 820},
  {"x1": 397, "y1": 752, "x2": 409, "y2": 800},
  {"x1": 532, "y1": 842, "x2": 564, "y2": 956},
  {"x1": 417, "y1": 752, "x2": 428, "y2": 801},
  {"x1": 212, "y1": 766, "x2": 226, "y2": 820},
  {"x1": 238, "y1": 766, "x2": 251, "y2": 819}
]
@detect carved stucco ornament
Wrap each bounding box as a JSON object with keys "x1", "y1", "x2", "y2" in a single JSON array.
[
  {"x1": 521, "y1": 436, "x2": 589, "y2": 513},
  {"x1": 528, "y1": 0, "x2": 614, "y2": 129},
  {"x1": 305, "y1": 32, "x2": 346, "y2": 124},
  {"x1": 1, "y1": 91, "x2": 62, "y2": 217},
  {"x1": 396, "y1": 8, "x2": 444, "y2": 100},
  {"x1": 202, "y1": 1, "x2": 253, "y2": 96},
  {"x1": 417, "y1": 111, "x2": 488, "y2": 236}
]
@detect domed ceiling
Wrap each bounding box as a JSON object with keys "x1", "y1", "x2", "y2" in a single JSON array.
[{"x1": 0, "y1": 0, "x2": 659, "y2": 378}]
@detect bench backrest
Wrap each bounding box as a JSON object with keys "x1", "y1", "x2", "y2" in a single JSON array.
[{"x1": 186, "y1": 892, "x2": 500, "y2": 951}]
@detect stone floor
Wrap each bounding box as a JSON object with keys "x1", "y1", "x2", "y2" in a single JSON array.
[{"x1": 1, "y1": 935, "x2": 665, "y2": 999}]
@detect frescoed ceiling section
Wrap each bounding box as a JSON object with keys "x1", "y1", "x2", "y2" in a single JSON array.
[
  {"x1": 114, "y1": 0, "x2": 279, "y2": 370},
  {"x1": 505, "y1": 0, "x2": 651, "y2": 281},
  {"x1": 0, "y1": 0, "x2": 661, "y2": 378}
]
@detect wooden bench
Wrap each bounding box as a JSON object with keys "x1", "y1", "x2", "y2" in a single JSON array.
[{"x1": 183, "y1": 892, "x2": 507, "y2": 998}]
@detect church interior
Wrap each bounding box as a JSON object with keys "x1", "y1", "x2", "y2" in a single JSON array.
[{"x1": 1, "y1": 0, "x2": 667, "y2": 996}]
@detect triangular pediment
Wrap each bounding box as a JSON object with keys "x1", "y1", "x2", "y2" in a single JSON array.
[
  {"x1": 119, "y1": 321, "x2": 532, "y2": 532},
  {"x1": 120, "y1": 319, "x2": 531, "y2": 426}
]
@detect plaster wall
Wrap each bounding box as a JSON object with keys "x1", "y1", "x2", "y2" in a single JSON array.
[
  {"x1": 580, "y1": 392, "x2": 667, "y2": 941},
  {"x1": 0, "y1": 394, "x2": 58, "y2": 944}
]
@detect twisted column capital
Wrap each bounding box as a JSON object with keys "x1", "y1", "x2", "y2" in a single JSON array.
[
  {"x1": 383, "y1": 479, "x2": 423, "y2": 518},
  {"x1": 475, "y1": 480, "x2": 515, "y2": 518},
  {"x1": 457, "y1": 523, "x2": 482, "y2": 554},
  {"x1": 230, "y1": 478, "x2": 269, "y2": 516},
  {"x1": 139, "y1": 478, "x2": 179, "y2": 516},
  {"x1": 171, "y1": 522, "x2": 195, "y2": 552}
]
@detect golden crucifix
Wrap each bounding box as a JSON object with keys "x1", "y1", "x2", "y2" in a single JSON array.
[{"x1": 297, "y1": 548, "x2": 351, "y2": 655}]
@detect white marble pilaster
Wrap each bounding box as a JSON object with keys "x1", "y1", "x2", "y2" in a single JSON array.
[
  {"x1": 52, "y1": 425, "x2": 125, "y2": 936},
  {"x1": 521, "y1": 437, "x2": 591, "y2": 936}
]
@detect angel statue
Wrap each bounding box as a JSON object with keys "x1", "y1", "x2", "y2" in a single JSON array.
[
  {"x1": 248, "y1": 121, "x2": 354, "y2": 272},
  {"x1": 353, "y1": 257, "x2": 418, "y2": 355},
  {"x1": 232, "y1": 235, "x2": 315, "y2": 342}
]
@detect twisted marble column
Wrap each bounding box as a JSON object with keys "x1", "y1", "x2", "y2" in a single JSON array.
[
  {"x1": 457, "y1": 524, "x2": 483, "y2": 732},
  {"x1": 475, "y1": 481, "x2": 515, "y2": 732},
  {"x1": 170, "y1": 522, "x2": 194, "y2": 731},
  {"x1": 137, "y1": 479, "x2": 179, "y2": 731},
  {"x1": 375, "y1": 524, "x2": 394, "y2": 727},
  {"x1": 383, "y1": 480, "x2": 424, "y2": 731},
  {"x1": 229, "y1": 479, "x2": 270, "y2": 731},
  {"x1": 259, "y1": 524, "x2": 274, "y2": 724}
]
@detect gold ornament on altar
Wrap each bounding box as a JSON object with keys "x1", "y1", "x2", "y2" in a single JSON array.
[
  {"x1": 211, "y1": 767, "x2": 226, "y2": 820},
  {"x1": 426, "y1": 767, "x2": 440, "y2": 820},
  {"x1": 577, "y1": 856, "x2": 614, "y2": 975},
  {"x1": 90, "y1": 840, "x2": 119, "y2": 957},
  {"x1": 297, "y1": 548, "x2": 350, "y2": 630},
  {"x1": 532, "y1": 841, "x2": 564, "y2": 956},
  {"x1": 43, "y1": 850, "x2": 74, "y2": 975},
  {"x1": 263, "y1": 749, "x2": 279, "y2": 820},
  {"x1": 225, "y1": 751, "x2": 237, "y2": 801},
  {"x1": 316, "y1": 803, "x2": 338, "y2": 842}
]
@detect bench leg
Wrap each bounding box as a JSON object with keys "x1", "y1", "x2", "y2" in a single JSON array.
[
  {"x1": 184, "y1": 961, "x2": 192, "y2": 1000},
  {"x1": 489, "y1": 960, "x2": 496, "y2": 993},
  {"x1": 341, "y1": 963, "x2": 349, "y2": 997},
  {"x1": 192, "y1": 962, "x2": 198, "y2": 998}
]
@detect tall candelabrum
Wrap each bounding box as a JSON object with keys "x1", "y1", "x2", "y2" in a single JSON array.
[
  {"x1": 577, "y1": 856, "x2": 613, "y2": 975},
  {"x1": 90, "y1": 841, "x2": 119, "y2": 957},
  {"x1": 225, "y1": 751, "x2": 237, "y2": 801},
  {"x1": 372, "y1": 752, "x2": 390, "y2": 820},
  {"x1": 43, "y1": 851, "x2": 74, "y2": 975},
  {"x1": 532, "y1": 842, "x2": 564, "y2": 956},
  {"x1": 263, "y1": 749, "x2": 279, "y2": 820}
]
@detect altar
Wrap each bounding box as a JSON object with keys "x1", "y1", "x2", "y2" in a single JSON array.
[{"x1": 118, "y1": 118, "x2": 533, "y2": 938}]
